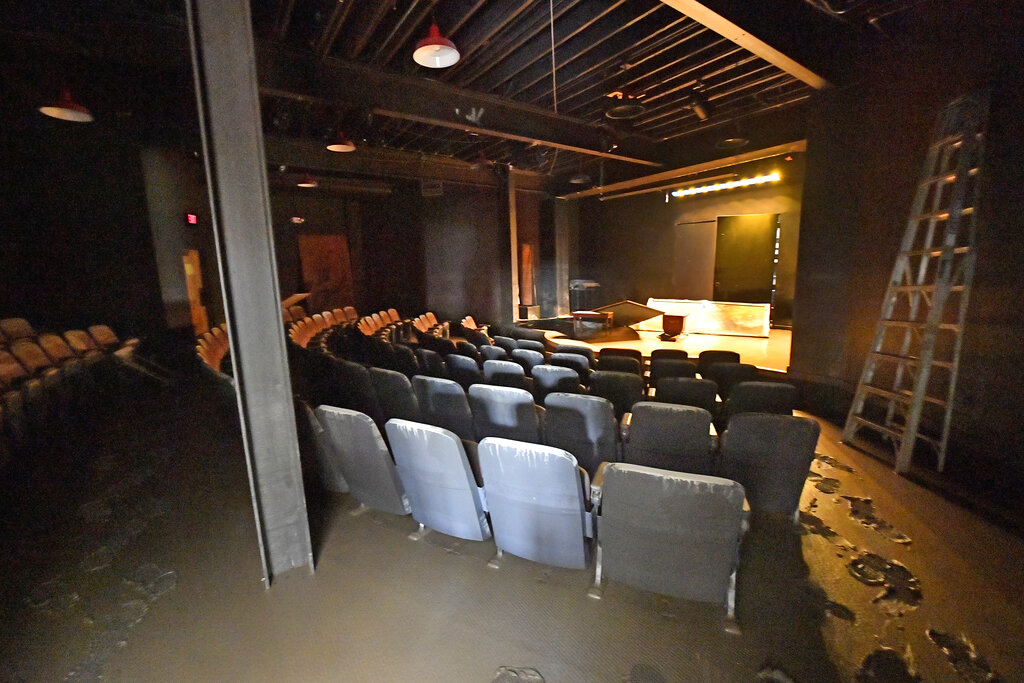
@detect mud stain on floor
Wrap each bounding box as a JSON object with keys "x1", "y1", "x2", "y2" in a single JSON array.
[
  {"x1": 854, "y1": 647, "x2": 921, "y2": 681},
  {"x1": 842, "y1": 496, "x2": 912, "y2": 545},
  {"x1": 927, "y1": 629, "x2": 1004, "y2": 682},
  {"x1": 847, "y1": 552, "x2": 922, "y2": 609}
]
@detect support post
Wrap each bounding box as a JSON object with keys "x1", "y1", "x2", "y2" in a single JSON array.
[
  {"x1": 186, "y1": 0, "x2": 313, "y2": 585},
  {"x1": 508, "y1": 168, "x2": 521, "y2": 322}
]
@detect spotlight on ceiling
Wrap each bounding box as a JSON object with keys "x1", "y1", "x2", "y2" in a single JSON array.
[
  {"x1": 687, "y1": 91, "x2": 712, "y2": 121},
  {"x1": 39, "y1": 88, "x2": 93, "y2": 122},
  {"x1": 326, "y1": 131, "x2": 356, "y2": 153},
  {"x1": 296, "y1": 173, "x2": 318, "y2": 188},
  {"x1": 569, "y1": 172, "x2": 592, "y2": 185},
  {"x1": 715, "y1": 135, "x2": 749, "y2": 151},
  {"x1": 413, "y1": 23, "x2": 460, "y2": 68},
  {"x1": 604, "y1": 89, "x2": 646, "y2": 120}
]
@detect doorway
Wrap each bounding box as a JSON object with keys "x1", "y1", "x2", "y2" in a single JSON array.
[{"x1": 713, "y1": 213, "x2": 779, "y2": 304}]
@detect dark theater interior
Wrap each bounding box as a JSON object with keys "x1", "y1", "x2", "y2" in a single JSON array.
[{"x1": 2, "y1": 1, "x2": 1023, "y2": 681}]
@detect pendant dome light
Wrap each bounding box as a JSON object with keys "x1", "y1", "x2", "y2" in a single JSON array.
[
  {"x1": 326, "y1": 131, "x2": 356, "y2": 152},
  {"x1": 413, "y1": 23, "x2": 460, "y2": 68},
  {"x1": 39, "y1": 88, "x2": 93, "y2": 122},
  {"x1": 296, "y1": 173, "x2": 318, "y2": 188}
]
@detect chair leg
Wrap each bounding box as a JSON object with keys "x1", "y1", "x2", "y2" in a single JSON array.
[
  {"x1": 586, "y1": 543, "x2": 604, "y2": 600},
  {"x1": 408, "y1": 523, "x2": 431, "y2": 541},
  {"x1": 348, "y1": 503, "x2": 370, "y2": 517},
  {"x1": 723, "y1": 567, "x2": 741, "y2": 635},
  {"x1": 487, "y1": 547, "x2": 503, "y2": 569}
]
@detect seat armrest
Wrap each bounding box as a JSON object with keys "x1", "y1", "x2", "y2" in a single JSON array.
[{"x1": 589, "y1": 461, "x2": 611, "y2": 510}]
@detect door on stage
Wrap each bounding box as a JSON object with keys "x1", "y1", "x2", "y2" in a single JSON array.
[{"x1": 713, "y1": 214, "x2": 779, "y2": 304}]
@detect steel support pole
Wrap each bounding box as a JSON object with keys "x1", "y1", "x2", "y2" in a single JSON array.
[{"x1": 186, "y1": 0, "x2": 313, "y2": 585}]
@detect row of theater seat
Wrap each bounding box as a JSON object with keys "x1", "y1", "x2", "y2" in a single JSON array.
[
  {"x1": 302, "y1": 402, "x2": 818, "y2": 617},
  {"x1": 1, "y1": 318, "x2": 141, "y2": 476}
]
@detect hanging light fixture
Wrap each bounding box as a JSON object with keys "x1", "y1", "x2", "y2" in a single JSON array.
[
  {"x1": 39, "y1": 88, "x2": 93, "y2": 123},
  {"x1": 296, "y1": 173, "x2": 318, "y2": 188},
  {"x1": 605, "y1": 89, "x2": 646, "y2": 120},
  {"x1": 413, "y1": 23, "x2": 460, "y2": 68},
  {"x1": 326, "y1": 131, "x2": 356, "y2": 152}
]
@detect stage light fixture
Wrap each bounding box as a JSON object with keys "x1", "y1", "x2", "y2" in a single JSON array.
[
  {"x1": 39, "y1": 88, "x2": 93, "y2": 122},
  {"x1": 670, "y1": 172, "x2": 780, "y2": 199},
  {"x1": 296, "y1": 173, "x2": 318, "y2": 188},
  {"x1": 413, "y1": 23, "x2": 460, "y2": 68}
]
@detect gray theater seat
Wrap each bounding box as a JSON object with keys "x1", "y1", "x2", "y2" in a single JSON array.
[
  {"x1": 621, "y1": 402, "x2": 714, "y2": 475},
  {"x1": 479, "y1": 344, "x2": 508, "y2": 361},
  {"x1": 479, "y1": 437, "x2": 592, "y2": 569},
  {"x1": 411, "y1": 375, "x2": 476, "y2": 441},
  {"x1": 468, "y1": 384, "x2": 543, "y2": 443},
  {"x1": 717, "y1": 381, "x2": 797, "y2": 430},
  {"x1": 719, "y1": 414, "x2": 820, "y2": 520},
  {"x1": 593, "y1": 463, "x2": 746, "y2": 620},
  {"x1": 300, "y1": 402, "x2": 349, "y2": 493},
  {"x1": 549, "y1": 352, "x2": 591, "y2": 385},
  {"x1": 531, "y1": 364, "x2": 582, "y2": 404},
  {"x1": 510, "y1": 349, "x2": 544, "y2": 375},
  {"x1": 369, "y1": 367, "x2": 420, "y2": 423},
  {"x1": 589, "y1": 371, "x2": 644, "y2": 420},
  {"x1": 491, "y1": 335, "x2": 519, "y2": 356},
  {"x1": 483, "y1": 359, "x2": 528, "y2": 390},
  {"x1": 445, "y1": 353, "x2": 484, "y2": 391},
  {"x1": 653, "y1": 377, "x2": 718, "y2": 414},
  {"x1": 385, "y1": 419, "x2": 491, "y2": 542},
  {"x1": 315, "y1": 406, "x2": 410, "y2": 516},
  {"x1": 543, "y1": 392, "x2": 618, "y2": 477}
]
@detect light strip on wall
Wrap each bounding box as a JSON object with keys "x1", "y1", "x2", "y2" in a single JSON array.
[{"x1": 670, "y1": 171, "x2": 780, "y2": 198}]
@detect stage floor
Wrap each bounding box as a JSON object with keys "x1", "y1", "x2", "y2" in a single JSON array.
[{"x1": 545, "y1": 327, "x2": 792, "y2": 373}]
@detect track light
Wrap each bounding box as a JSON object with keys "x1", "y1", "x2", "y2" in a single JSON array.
[
  {"x1": 671, "y1": 172, "x2": 780, "y2": 199},
  {"x1": 687, "y1": 90, "x2": 711, "y2": 121},
  {"x1": 413, "y1": 23, "x2": 460, "y2": 68}
]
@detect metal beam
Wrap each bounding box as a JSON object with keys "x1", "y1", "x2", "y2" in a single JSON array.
[
  {"x1": 558, "y1": 139, "x2": 805, "y2": 199},
  {"x1": 187, "y1": 0, "x2": 313, "y2": 585},
  {"x1": 256, "y1": 44, "x2": 663, "y2": 166},
  {"x1": 659, "y1": 0, "x2": 829, "y2": 89}
]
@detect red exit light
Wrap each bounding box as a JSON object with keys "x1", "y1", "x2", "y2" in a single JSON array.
[{"x1": 186, "y1": 213, "x2": 198, "y2": 225}]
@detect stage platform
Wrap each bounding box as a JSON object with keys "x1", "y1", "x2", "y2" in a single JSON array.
[{"x1": 543, "y1": 327, "x2": 792, "y2": 373}]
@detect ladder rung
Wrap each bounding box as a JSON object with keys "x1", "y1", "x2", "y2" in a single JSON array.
[
  {"x1": 929, "y1": 131, "x2": 982, "y2": 150},
  {"x1": 913, "y1": 206, "x2": 975, "y2": 222},
  {"x1": 919, "y1": 167, "x2": 979, "y2": 187},
  {"x1": 890, "y1": 284, "x2": 965, "y2": 293},
  {"x1": 867, "y1": 352, "x2": 954, "y2": 369},
  {"x1": 879, "y1": 320, "x2": 960, "y2": 331},
  {"x1": 904, "y1": 245, "x2": 971, "y2": 257},
  {"x1": 850, "y1": 415, "x2": 904, "y2": 441},
  {"x1": 861, "y1": 385, "x2": 948, "y2": 407}
]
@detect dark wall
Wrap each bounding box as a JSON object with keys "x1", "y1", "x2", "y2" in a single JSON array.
[
  {"x1": 422, "y1": 181, "x2": 512, "y2": 324},
  {"x1": 576, "y1": 157, "x2": 804, "y2": 325},
  {"x1": 792, "y1": 1, "x2": 1024, "y2": 492},
  {"x1": 0, "y1": 119, "x2": 164, "y2": 337}
]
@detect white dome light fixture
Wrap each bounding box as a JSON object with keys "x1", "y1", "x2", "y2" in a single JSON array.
[
  {"x1": 39, "y1": 88, "x2": 94, "y2": 123},
  {"x1": 413, "y1": 23, "x2": 460, "y2": 69}
]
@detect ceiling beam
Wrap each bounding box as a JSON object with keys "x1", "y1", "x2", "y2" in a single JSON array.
[
  {"x1": 557, "y1": 139, "x2": 805, "y2": 199},
  {"x1": 256, "y1": 44, "x2": 664, "y2": 166},
  {"x1": 658, "y1": 0, "x2": 830, "y2": 89}
]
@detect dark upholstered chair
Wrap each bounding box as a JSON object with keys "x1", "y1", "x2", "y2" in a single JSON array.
[
  {"x1": 719, "y1": 413, "x2": 820, "y2": 520},
  {"x1": 411, "y1": 375, "x2": 476, "y2": 441},
  {"x1": 483, "y1": 359, "x2": 528, "y2": 390},
  {"x1": 492, "y1": 335, "x2": 519, "y2": 356},
  {"x1": 414, "y1": 348, "x2": 447, "y2": 378},
  {"x1": 543, "y1": 392, "x2": 618, "y2": 477},
  {"x1": 369, "y1": 367, "x2": 420, "y2": 423},
  {"x1": 553, "y1": 344, "x2": 595, "y2": 368},
  {"x1": 588, "y1": 371, "x2": 644, "y2": 421},
  {"x1": 597, "y1": 355, "x2": 642, "y2": 375},
  {"x1": 445, "y1": 353, "x2": 484, "y2": 391},
  {"x1": 391, "y1": 344, "x2": 420, "y2": 377},
  {"x1": 321, "y1": 358, "x2": 384, "y2": 427},
  {"x1": 648, "y1": 359, "x2": 697, "y2": 394},
  {"x1": 549, "y1": 352, "x2": 592, "y2": 386},
  {"x1": 479, "y1": 344, "x2": 508, "y2": 362},
  {"x1": 531, "y1": 365, "x2": 582, "y2": 404},
  {"x1": 704, "y1": 362, "x2": 760, "y2": 400},
  {"x1": 510, "y1": 349, "x2": 545, "y2": 376},
  {"x1": 696, "y1": 350, "x2": 741, "y2": 377},
  {"x1": 717, "y1": 381, "x2": 797, "y2": 431},
  {"x1": 454, "y1": 340, "x2": 484, "y2": 366},
  {"x1": 622, "y1": 402, "x2": 714, "y2": 475},
  {"x1": 599, "y1": 348, "x2": 643, "y2": 367},
  {"x1": 515, "y1": 339, "x2": 546, "y2": 353},
  {"x1": 654, "y1": 377, "x2": 719, "y2": 414},
  {"x1": 650, "y1": 348, "x2": 688, "y2": 362}
]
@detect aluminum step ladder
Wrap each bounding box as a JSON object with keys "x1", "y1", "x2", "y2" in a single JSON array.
[{"x1": 842, "y1": 92, "x2": 987, "y2": 473}]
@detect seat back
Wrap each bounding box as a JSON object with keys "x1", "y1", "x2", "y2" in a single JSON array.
[
  {"x1": 719, "y1": 414, "x2": 820, "y2": 517},
  {"x1": 531, "y1": 364, "x2": 581, "y2": 403},
  {"x1": 342, "y1": 305, "x2": 359, "y2": 323},
  {"x1": 64, "y1": 329, "x2": 99, "y2": 354},
  {"x1": 387, "y1": 308, "x2": 400, "y2": 322},
  {"x1": 549, "y1": 353, "x2": 591, "y2": 385},
  {"x1": 515, "y1": 339, "x2": 546, "y2": 353},
  {"x1": 478, "y1": 344, "x2": 507, "y2": 361},
  {"x1": 0, "y1": 351, "x2": 29, "y2": 389},
  {"x1": 414, "y1": 348, "x2": 447, "y2": 378},
  {"x1": 315, "y1": 407, "x2": 410, "y2": 515},
  {"x1": 654, "y1": 377, "x2": 718, "y2": 413},
  {"x1": 597, "y1": 355, "x2": 641, "y2": 375},
  {"x1": 463, "y1": 328, "x2": 491, "y2": 347},
  {"x1": 623, "y1": 402, "x2": 714, "y2": 475},
  {"x1": 720, "y1": 381, "x2": 797, "y2": 428},
  {"x1": 588, "y1": 371, "x2": 644, "y2": 420},
  {"x1": 385, "y1": 419, "x2": 490, "y2": 541},
  {"x1": 696, "y1": 350, "x2": 741, "y2": 377},
  {"x1": 468, "y1": 384, "x2": 541, "y2": 443},
  {"x1": 553, "y1": 344, "x2": 595, "y2": 367},
  {"x1": 649, "y1": 359, "x2": 697, "y2": 389},
  {"x1": 369, "y1": 367, "x2": 420, "y2": 423},
  {"x1": 411, "y1": 375, "x2": 475, "y2": 441},
  {"x1": 705, "y1": 362, "x2": 760, "y2": 399},
  {"x1": 599, "y1": 348, "x2": 643, "y2": 366},
  {"x1": 298, "y1": 401, "x2": 349, "y2": 493},
  {"x1": 543, "y1": 392, "x2": 617, "y2": 476},
  {"x1": 479, "y1": 437, "x2": 589, "y2": 569},
  {"x1": 37, "y1": 333, "x2": 76, "y2": 364},
  {"x1": 600, "y1": 464, "x2": 746, "y2": 604},
  {"x1": 10, "y1": 340, "x2": 54, "y2": 375},
  {"x1": 0, "y1": 318, "x2": 35, "y2": 342},
  {"x1": 510, "y1": 349, "x2": 544, "y2": 375},
  {"x1": 454, "y1": 340, "x2": 484, "y2": 366},
  {"x1": 483, "y1": 359, "x2": 527, "y2": 390},
  {"x1": 492, "y1": 335, "x2": 518, "y2": 355},
  {"x1": 321, "y1": 358, "x2": 383, "y2": 426},
  {"x1": 650, "y1": 349, "x2": 688, "y2": 362},
  {"x1": 391, "y1": 344, "x2": 420, "y2": 377},
  {"x1": 445, "y1": 353, "x2": 483, "y2": 391}
]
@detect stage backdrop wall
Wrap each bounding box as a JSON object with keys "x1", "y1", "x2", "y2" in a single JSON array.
[
  {"x1": 791, "y1": 0, "x2": 1024, "y2": 501},
  {"x1": 576, "y1": 157, "x2": 804, "y2": 327}
]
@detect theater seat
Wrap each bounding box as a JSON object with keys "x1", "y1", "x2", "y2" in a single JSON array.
[
  {"x1": 696, "y1": 350, "x2": 741, "y2": 377},
  {"x1": 510, "y1": 349, "x2": 544, "y2": 376},
  {"x1": 478, "y1": 345, "x2": 508, "y2": 362},
  {"x1": 530, "y1": 365, "x2": 581, "y2": 404},
  {"x1": 597, "y1": 355, "x2": 641, "y2": 375},
  {"x1": 593, "y1": 463, "x2": 746, "y2": 619},
  {"x1": 386, "y1": 419, "x2": 491, "y2": 542},
  {"x1": 543, "y1": 392, "x2": 618, "y2": 477},
  {"x1": 0, "y1": 318, "x2": 36, "y2": 343},
  {"x1": 468, "y1": 384, "x2": 542, "y2": 443},
  {"x1": 369, "y1": 367, "x2": 420, "y2": 423},
  {"x1": 482, "y1": 360, "x2": 527, "y2": 390},
  {"x1": 412, "y1": 376, "x2": 475, "y2": 441},
  {"x1": 491, "y1": 336, "x2": 518, "y2": 356},
  {"x1": 648, "y1": 359, "x2": 697, "y2": 394},
  {"x1": 719, "y1": 414, "x2": 819, "y2": 520},
  {"x1": 704, "y1": 363, "x2": 760, "y2": 400},
  {"x1": 445, "y1": 353, "x2": 483, "y2": 391},
  {"x1": 479, "y1": 437, "x2": 592, "y2": 569},
  {"x1": 588, "y1": 371, "x2": 644, "y2": 420},
  {"x1": 553, "y1": 344, "x2": 595, "y2": 368},
  {"x1": 549, "y1": 352, "x2": 591, "y2": 386},
  {"x1": 315, "y1": 406, "x2": 410, "y2": 516},
  {"x1": 298, "y1": 401, "x2": 349, "y2": 493},
  {"x1": 654, "y1": 377, "x2": 719, "y2": 414},
  {"x1": 717, "y1": 381, "x2": 797, "y2": 431},
  {"x1": 621, "y1": 402, "x2": 714, "y2": 475},
  {"x1": 413, "y1": 348, "x2": 447, "y2": 378}
]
